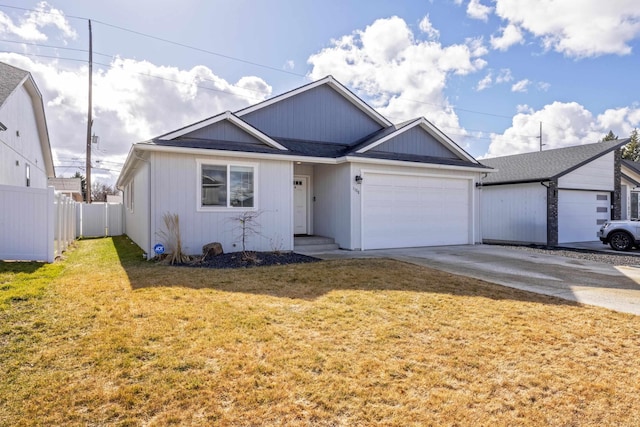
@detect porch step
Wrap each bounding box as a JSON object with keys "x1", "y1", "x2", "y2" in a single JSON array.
[{"x1": 294, "y1": 236, "x2": 340, "y2": 253}]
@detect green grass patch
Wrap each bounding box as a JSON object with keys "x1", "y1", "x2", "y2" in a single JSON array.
[{"x1": 0, "y1": 260, "x2": 65, "y2": 310}]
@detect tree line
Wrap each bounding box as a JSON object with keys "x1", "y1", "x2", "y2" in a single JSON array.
[{"x1": 602, "y1": 129, "x2": 640, "y2": 161}]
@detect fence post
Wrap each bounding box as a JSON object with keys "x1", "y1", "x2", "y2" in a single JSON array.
[{"x1": 46, "y1": 187, "x2": 55, "y2": 263}]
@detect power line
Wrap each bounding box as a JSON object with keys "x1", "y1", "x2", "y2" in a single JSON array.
[{"x1": 0, "y1": 3, "x2": 525, "y2": 123}]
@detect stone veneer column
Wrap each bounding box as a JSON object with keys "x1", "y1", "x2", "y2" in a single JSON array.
[
  {"x1": 546, "y1": 179, "x2": 558, "y2": 246},
  {"x1": 613, "y1": 149, "x2": 622, "y2": 220}
]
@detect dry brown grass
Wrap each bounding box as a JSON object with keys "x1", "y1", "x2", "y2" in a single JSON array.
[{"x1": 2, "y1": 236, "x2": 640, "y2": 426}]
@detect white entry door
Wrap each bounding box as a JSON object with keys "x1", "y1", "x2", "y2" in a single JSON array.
[{"x1": 294, "y1": 176, "x2": 308, "y2": 235}]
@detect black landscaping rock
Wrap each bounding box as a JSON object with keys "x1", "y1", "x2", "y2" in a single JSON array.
[{"x1": 177, "y1": 251, "x2": 320, "y2": 269}]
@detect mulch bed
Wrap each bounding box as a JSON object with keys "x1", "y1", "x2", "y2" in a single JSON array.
[{"x1": 173, "y1": 251, "x2": 320, "y2": 269}]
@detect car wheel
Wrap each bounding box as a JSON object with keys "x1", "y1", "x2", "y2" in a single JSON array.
[{"x1": 609, "y1": 231, "x2": 633, "y2": 251}]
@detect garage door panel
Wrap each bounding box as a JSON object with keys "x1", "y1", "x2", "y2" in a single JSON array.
[
  {"x1": 558, "y1": 190, "x2": 609, "y2": 243},
  {"x1": 362, "y1": 173, "x2": 471, "y2": 250}
]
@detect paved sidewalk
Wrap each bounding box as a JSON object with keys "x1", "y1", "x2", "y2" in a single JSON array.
[{"x1": 302, "y1": 244, "x2": 640, "y2": 316}]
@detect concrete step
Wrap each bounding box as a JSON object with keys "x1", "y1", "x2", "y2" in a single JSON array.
[
  {"x1": 294, "y1": 235, "x2": 339, "y2": 252},
  {"x1": 294, "y1": 243, "x2": 340, "y2": 253}
]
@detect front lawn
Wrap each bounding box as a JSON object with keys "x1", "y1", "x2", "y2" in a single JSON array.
[{"x1": 1, "y1": 236, "x2": 639, "y2": 425}]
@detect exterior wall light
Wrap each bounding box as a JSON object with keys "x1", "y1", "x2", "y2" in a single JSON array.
[{"x1": 355, "y1": 175, "x2": 363, "y2": 184}]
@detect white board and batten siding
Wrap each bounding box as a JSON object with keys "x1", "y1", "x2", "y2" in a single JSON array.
[
  {"x1": 147, "y1": 152, "x2": 293, "y2": 257},
  {"x1": 123, "y1": 160, "x2": 150, "y2": 255},
  {"x1": 353, "y1": 164, "x2": 480, "y2": 250},
  {"x1": 481, "y1": 183, "x2": 547, "y2": 244},
  {"x1": 313, "y1": 163, "x2": 352, "y2": 249}
]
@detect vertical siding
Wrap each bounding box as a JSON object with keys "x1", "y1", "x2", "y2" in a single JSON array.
[
  {"x1": 481, "y1": 183, "x2": 547, "y2": 244},
  {"x1": 123, "y1": 161, "x2": 151, "y2": 255},
  {"x1": 150, "y1": 152, "x2": 292, "y2": 255},
  {"x1": 558, "y1": 152, "x2": 614, "y2": 190},
  {"x1": 371, "y1": 126, "x2": 459, "y2": 159},
  {"x1": 313, "y1": 163, "x2": 352, "y2": 249},
  {"x1": 184, "y1": 120, "x2": 264, "y2": 144},
  {"x1": 0, "y1": 86, "x2": 48, "y2": 188},
  {"x1": 242, "y1": 85, "x2": 383, "y2": 143}
]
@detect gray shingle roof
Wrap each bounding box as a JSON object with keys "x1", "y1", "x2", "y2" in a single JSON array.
[
  {"x1": 0, "y1": 62, "x2": 29, "y2": 108},
  {"x1": 480, "y1": 139, "x2": 629, "y2": 185},
  {"x1": 152, "y1": 135, "x2": 492, "y2": 169},
  {"x1": 622, "y1": 159, "x2": 640, "y2": 175}
]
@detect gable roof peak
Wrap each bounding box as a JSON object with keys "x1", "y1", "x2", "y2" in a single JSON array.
[{"x1": 235, "y1": 75, "x2": 393, "y2": 128}]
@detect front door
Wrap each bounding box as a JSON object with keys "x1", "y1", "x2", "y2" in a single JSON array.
[{"x1": 294, "y1": 176, "x2": 308, "y2": 235}]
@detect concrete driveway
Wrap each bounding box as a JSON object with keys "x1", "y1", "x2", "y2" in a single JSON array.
[{"x1": 307, "y1": 244, "x2": 640, "y2": 316}]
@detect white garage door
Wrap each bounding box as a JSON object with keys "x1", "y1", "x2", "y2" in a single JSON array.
[
  {"x1": 362, "y1": 173, "x2": 471, "y2": 250},
  {"x1": 558, "y1": 190, "x2": 610, "y2": 243}
]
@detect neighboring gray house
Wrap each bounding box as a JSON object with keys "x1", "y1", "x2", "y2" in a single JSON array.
[
  {"x1": 117, "y1": 76, "x2": 491, "y2": 257},
  {"x1": 0, "y1": 61, "x2": 55, "y2": 187},
  {"x1": 621, "y1": 159, "x2": 640, "y2": 220},
  {"x1": 480, "y1": 139, "x2": 628, "y2": 245}
]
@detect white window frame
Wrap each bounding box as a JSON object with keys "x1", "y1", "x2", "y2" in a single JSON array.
[
  {"x1": 126, "y1": 179, "x2": 134, "y2": 213},
  {"x1": 197, "y1": 159, "x2": 258, "y2": 211}
]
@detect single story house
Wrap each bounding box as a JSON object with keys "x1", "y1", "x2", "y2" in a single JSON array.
[
  {"x1": 621, "y1": 159, "x2": 640, "y2": 220},
  {"x1": 480, "y1": 139, "x2": 628, "y2": 245},
  {"x1": 117, "y1": 76, "x2": 491, "y2": 257}
]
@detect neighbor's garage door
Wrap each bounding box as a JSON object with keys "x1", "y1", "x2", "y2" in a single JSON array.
[
  {"x1": 362, "y1": 173, "x2": 471, "y2": 250},
  {"x1": 558, "y1": 190, "x2": 610, "y2": 243}
]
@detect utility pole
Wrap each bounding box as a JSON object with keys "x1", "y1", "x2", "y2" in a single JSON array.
[
  {"x1": 85, "y1": 19, "x2": 93, "y2": 203},
  {"x1": 538, "y1": 121, "x2": 544, "y2": 151}
]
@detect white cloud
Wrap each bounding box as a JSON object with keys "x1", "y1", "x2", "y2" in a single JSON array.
[
  {"x1": 485, "y1": 102, "x2": 640, "y2": 157},
  {"x1": 476, "y1": 72, "x2": 492, "y2": 91},
  {"x1": 511, "y1": 79, "x2": 530, "y2": 92},
  {"x1": 466, "y1": 0, "x2": 493, "y2": 22},
  {"x1": 490, "y1": 23, "x2": 523, "y2": 51},
  {"x1": 0, "y1": 53, "x2": 271, "y2": 183},
  {"x1": 283, "y1": 60, "x2": 295, "y2": 70},
  {"x1": 476, "y1": 68, "x2": 513, "y2": 91},
  {"x1": 418, "y1": 15, "x2": 440, "y2": 40},
  {"x1": 496, "y1": 68, "x2": 513, "y2": 83},
  {"x1": 0, "y1": 1, "x2": 77, "y2": 41},
  {"x1": 494, "y1": 0, "x2": 640, "y2": 57},
  {"x1": 537, "y1": 81, "x2": 551, "y2": 91},
  {"x1": 307, "y1": 16, "x2": 487, "y2": 133}
]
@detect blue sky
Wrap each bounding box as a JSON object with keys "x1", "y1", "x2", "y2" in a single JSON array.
[{"x1": 1, "y1": 0, "x2": 639, "y2": 183}]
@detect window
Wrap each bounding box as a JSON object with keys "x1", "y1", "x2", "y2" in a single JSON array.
[
  {"x1": 199, "y1": 161, "x2": 256, "y2": 209},
  {"x1": 25, "y1": 164, "x2": 30, "y2": 187},
  {"x1": 126, "y1": 179, "x2": 134, "y2": 212},
  {"x1": 632, "y1": 192, "x2": 639, "y2": 219}
]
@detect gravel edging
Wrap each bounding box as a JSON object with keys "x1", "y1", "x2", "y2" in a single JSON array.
[{"x1": 495, "y1": 244, "x2": 640, "y2": 266}]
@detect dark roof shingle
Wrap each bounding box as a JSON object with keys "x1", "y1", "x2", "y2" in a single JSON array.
[
  {"x1": 480, "y1": 139, "x2": 628, "y2": 185},
  {"x1": 0, "y1": 62, "x2": 29, "y2": 108}
]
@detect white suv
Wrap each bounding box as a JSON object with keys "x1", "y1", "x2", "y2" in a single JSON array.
[{"x1": 598, "y1": 220, "x2": 640, "y2": 251}]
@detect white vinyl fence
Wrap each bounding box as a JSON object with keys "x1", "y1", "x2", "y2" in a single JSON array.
[
  {"x1": 76, "y1": 202, "x2": 124, "y2": 237},
  {"x1": 0, "y1": 185, "x2": 77, "y2": 262}
]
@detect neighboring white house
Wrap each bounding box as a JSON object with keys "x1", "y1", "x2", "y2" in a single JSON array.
[
  {"x1": 117, "y1": 76, "x2": 491, "y2": 257},
  {"x1": 0, "y1": 62, "x2": 55, "y2": 187},
  {"x1": 0, "y1": 62, "x2": 77, "y2": 262},
  {"x1": 480, "y1": 139, "x2": 628, "y2": 245}
]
